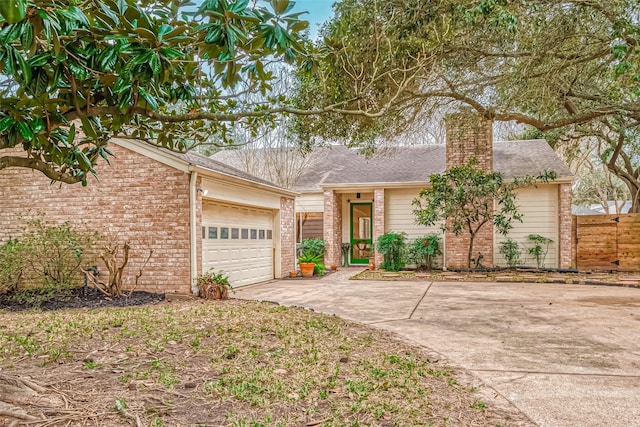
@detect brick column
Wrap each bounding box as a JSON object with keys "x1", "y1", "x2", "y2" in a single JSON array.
[
  {"x1": 558, "y1": 183, "x2": 573, "y2": 268},
  {"x1": 280, "y1": 196, "x2": 296, "y2": 277},
  {"x1": 445, "y1": 112, "x2": 495, "y2": 268},
  {"x1": 373, "y1": 188, "x2": 385, "y2": 267},
  {"x1": 323, "y1": 190, "x2": 342, "y2": 267}
]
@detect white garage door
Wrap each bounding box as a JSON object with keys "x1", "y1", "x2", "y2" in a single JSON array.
[{"x1": 202, "y1": 201, "x2": 274, "y2": 287}]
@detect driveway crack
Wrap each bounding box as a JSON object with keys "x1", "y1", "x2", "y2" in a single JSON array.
[{"x1": 409, "y1": 281, "x2": 433, "y2": 320}]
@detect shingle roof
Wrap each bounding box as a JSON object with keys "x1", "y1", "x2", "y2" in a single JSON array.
[{"x1": 212, "y1": 139, "x2": 573, "y2": 191}]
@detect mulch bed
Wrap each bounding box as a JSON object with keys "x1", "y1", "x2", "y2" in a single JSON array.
[{"x1": 0, "y1": 288, "x2": 164, "y2": 312}]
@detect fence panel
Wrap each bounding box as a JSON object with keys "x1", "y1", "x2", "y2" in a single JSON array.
[{"x1": 575, "y1": 213, "x2": 640, "y2": 271}]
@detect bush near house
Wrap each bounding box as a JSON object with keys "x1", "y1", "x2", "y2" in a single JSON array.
[
  {"x1": 0, "y1": 216, "x2": 100, "y2": 306},
  {"x1": 297, "y1": 238, "x2": 325, "y2": 257},
  {"x1": 408, "y1": 234, "x2": 442, "y2": 270},
  {"x1": 376, "y1": 232, "x2": 408, "y2": 272}
]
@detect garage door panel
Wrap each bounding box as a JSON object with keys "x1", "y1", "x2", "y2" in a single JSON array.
[{"x1": 202, "y1": 201, "x2": 274, "y2": 287}]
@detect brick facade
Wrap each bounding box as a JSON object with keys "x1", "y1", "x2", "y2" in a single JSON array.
[
  {"x1": 445, "y1": 113, "x2": 495, "y2": 268},
  {"x1": 323, "y1": 190, "x2": 342, "y2": 267},
  {"x1": 373, "y1": 188, "x2": 385, "y2": 267},
  {"x1": 280, "y1": 196, "x2": 296, "y2": 276},
  {"x1": 558, "y1": 183, "x2": 573, "y2": 268},
  {"x1": 445, "y1": 113, "x2": 494, "y2": 170},
  {"x1": 0, "y1": 144, "x2": 192, "y2": 294}
]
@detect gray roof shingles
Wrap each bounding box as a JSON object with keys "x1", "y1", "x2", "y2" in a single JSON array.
[{"x1": 212, "y1": 139, "x2": 573, "y2": 191}]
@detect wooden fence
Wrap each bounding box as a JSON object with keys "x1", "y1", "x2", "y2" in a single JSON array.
[{"x1": 574, "y1": 213, "x2": 640, "y2": 271}]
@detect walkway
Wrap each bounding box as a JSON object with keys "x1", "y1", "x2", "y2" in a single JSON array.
[{"x1": 235, "y1": 269, "x2": 640, "y2": 427}]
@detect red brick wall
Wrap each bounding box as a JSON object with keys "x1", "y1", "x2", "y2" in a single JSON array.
[
  {"x1": 373, "y1": 188, "x2": 385, "y2": 267},
  {"x1": 280, "y1": 196, "x2": 296, "y2": 277},
  {"x1": 323, "y1": 190, "x2": 342, "y2": 267},
  {"x1": 558, "y1": 183, "x2": 573, "y2": 268},
  {"x1": 445, "y1": 113, "x2": 494, "y2": 268},
  {"x1": 0, "y1": 143, "x2": 192, "y2": 294}
]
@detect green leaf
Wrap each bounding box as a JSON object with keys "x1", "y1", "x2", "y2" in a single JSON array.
[
  {"x1": 81, "y1": 117, "x2": 98, "y2": 140},
  {"x1": 271, "y1": 0, "x2": 290, "y2": 15},
  {"x1": 138, "y1": 87, "x2": 158, "y2": 110},
  {"x1": 0, "y1": 0, "x2": 28, "y2": 24},
  {"x1": 0, "y1": 116, "x2": 15, "y2": 132},
  {"x1": 26, "y1": 68, "x2": 49, "y2": 97},
  {"x1": 16, "y1": 121, "x2": 33, "y2": 140}
]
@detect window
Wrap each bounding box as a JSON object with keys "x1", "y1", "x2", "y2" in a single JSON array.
[
  {"x1": 259, "y1": 229, "x2": 265, "y2": 239},
  {"x1": 250, "y1": 229, "x2": 257, "y2": 239},
  {"x1": 220, "y1": 227, "x2": 229, "y2": 239},
  {"x1": 208, "y1": 227, "x2": 218, "y2": 239},
  {"x1": 267, "y1": 230, "x2": 272, "y2": 240},
  {"x1": 241, "y1": 228, "x2": 249, "y2": 239},
  {"x1": 231, "y1": 228, "x2": 239, "y2": 239}
]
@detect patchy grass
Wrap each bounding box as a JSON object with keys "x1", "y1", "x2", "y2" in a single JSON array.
[{"x1": 0, "y1": 300, "x2": 525, "y2": 426}]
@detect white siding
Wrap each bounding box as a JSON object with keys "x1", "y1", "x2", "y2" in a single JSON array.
[
  {"x1": 385, "y1": 188, "x2": 443, "y2": 239},
  {"x1": 494, "y1": 184, "x2": 559, "y2": 268},
  {"x1": 296, "y1": 192, "x2": 324, "y2": 213}
]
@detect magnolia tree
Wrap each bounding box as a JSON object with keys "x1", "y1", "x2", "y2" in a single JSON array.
[
  {"x1": 0, "y1": 0, "x2": 328, "y2": 185},
  {"x1": 413, "y1": 159, "x2": 556, "y2": 268}
]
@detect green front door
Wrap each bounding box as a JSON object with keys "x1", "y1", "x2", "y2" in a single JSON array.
[{"x1": 350, "y1": 203, "x2": 373, "y2": 264}]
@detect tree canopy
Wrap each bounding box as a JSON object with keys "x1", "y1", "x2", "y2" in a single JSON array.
[
  {"x1": 0, "y1": 0, "x2": 319, "y2": 184},
  {"x1": 293, "y1": 0, "x2": 640, "y2": 146}
]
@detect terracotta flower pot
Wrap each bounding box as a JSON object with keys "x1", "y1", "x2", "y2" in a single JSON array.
[
  {"x1": 290, "y1": 271, "x2": 298, "y2": 278},
  {"x1": 331, "y1": 265, "x2": 338, "y2": 271},
  {"x1": 368, "y1": 262, "x2": 375, "y2": 271},
  {"x1": 299, "y1": 262, "x2": 315, "y2": 278}
]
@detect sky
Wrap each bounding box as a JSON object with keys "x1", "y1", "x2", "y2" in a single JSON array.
[{"x1": 294, "y1": 0, "x2": 335, "y2": 39}]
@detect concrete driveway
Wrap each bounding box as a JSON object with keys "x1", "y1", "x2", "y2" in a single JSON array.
[{"x1": 235, "y1": 268, "x2": 640, "y2": 427}]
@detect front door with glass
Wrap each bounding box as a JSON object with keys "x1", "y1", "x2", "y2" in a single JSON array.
[{"x1": 350, "y1": 203, "x2": 373, "y2": 264}]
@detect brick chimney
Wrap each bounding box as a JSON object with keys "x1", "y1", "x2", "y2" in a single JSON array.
[{"x1": 444, "y1": 112, "x2": 494, "y2": 268}]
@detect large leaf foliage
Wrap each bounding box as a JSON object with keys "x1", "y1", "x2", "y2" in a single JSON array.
[{"x1": 0, "y1": 0, "x2": 311, "y2": 184}]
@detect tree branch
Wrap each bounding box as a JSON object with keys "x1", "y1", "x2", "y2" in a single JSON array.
[{"x1": 0, "y1": 156, "x2": 83, "y2": 184}]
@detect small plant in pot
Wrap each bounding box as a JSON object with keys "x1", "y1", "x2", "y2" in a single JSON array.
[
  {"x1": 196, "y1": 268, "x2": 232, "y2": 300},
  {"x1": 298, "y1": 251, "x2": 326, "y2": 278}
]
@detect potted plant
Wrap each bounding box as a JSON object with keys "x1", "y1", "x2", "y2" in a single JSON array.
[
  {"x1": 298, "y1": 251, "x2": 325, "y2": 278},
  {"x1": 196, "y1": 268, "x2": 232, "y2": 300}
]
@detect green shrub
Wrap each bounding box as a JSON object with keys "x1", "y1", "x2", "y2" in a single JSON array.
[
  {"x1": 0, "y1": 238, "x2": 24, "y2": 294},
  {"x1": 297, "y1": 238, "x2": 325, "y2": 257},
  {"x1": 527, "y1": 234, "x2": 553, "y2": 268},
  {"x1": 0, "y1": 215, "x2": 100, "y2": 305},
  {"x1": 376, "y1": 232, "x2": 407, "y2": 272},
  {"x1": 499, "y1": 238, "x2": 521, "y2": 268},
  {"x1": 408, "y1": 234, "x2": 441, "y2": 270}
]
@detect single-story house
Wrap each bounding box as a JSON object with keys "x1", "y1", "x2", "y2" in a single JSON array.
[
  {"x1": 0, "y1": 138, "x2": 297, "y2": 294},
  {"x1": 214, "y1": 115, "x2": 574, "y2": 269}
]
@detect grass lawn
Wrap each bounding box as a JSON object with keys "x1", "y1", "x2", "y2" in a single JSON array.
[{"x1": 0, "y1": 299, "x2": 521, "y2": 426}]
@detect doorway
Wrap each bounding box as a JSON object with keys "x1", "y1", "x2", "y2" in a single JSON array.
[{"x1": 350, "y1": 203, "x2": 373, "y2": 264}]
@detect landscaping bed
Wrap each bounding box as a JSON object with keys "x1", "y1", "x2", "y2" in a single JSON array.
[
  {"x1": 352, "y1": 268, "x2": 640, "y2": 288},
  {"x1": 0, "y1": 299, "x2": 529, "y2": 426},
  {"x1": 0, "y1": 288, "x2": 165, "y2": 312}
]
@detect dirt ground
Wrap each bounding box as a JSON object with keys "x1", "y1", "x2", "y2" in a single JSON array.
[{"x1": 0, "y1": 298, "x2": 530, "y2": 427}]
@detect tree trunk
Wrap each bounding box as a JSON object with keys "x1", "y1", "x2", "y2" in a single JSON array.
[{"x1": 467, "y1": 233, "x2": 475, "y2": 269}]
